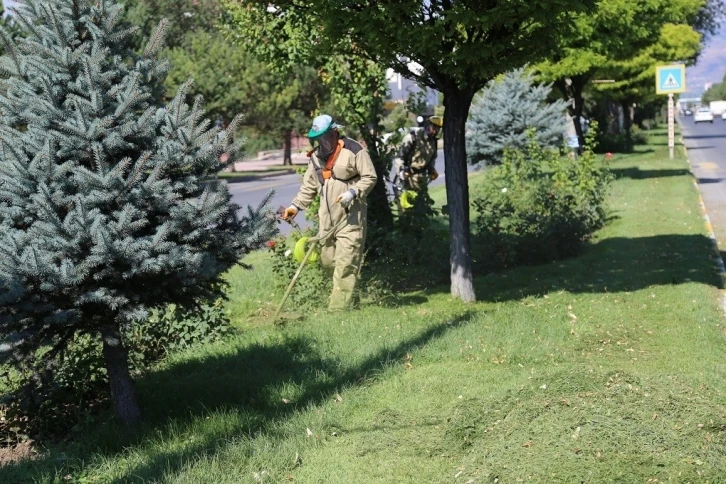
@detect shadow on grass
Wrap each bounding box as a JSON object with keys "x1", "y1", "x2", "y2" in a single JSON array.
[
  {"x1": 610, "y1": 168, "x2": 691, "y2": 180},
  {"x1": 469, "y1": 234, "x2": 723, "y2": 303},
  {"x1": 682, "y1": 134, "x2": 726, "y2": 141},
  {"x1": 0, "y1": 312, "x2": 475, "y2": 482},
  {"x1": 685, "y1": 145, "x2": 717, "y2": 151}
]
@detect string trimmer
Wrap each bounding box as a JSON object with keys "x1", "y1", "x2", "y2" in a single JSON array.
[{"x1": 272, "y1": 207, "x2": 349, "y2": 322}]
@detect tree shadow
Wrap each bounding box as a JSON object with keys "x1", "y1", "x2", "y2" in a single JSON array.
[
  {"x1": 0, "y1": 312, "x2": 475, "y2": 482},
  {"x1": 610, "y1": 167, "x2": 691, "y2": 180},
  {"x1": 469, "y1": 234, "x2": 722, "y2": 303},
  {"x1": 685, "y1": 146, "x2": 717, "y2": 151},
  {"x1": 366, "y1": 293, "x2": 430, "y2": 308},
  {"x1": 682, "y1": 134, "x2": 726, "y2": 140}
]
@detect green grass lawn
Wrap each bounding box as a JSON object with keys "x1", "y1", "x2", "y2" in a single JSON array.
[
  {"x1": 217, "y1": 165, "x2": 298, "y2": 180},
  {"x1": 4, "y1": 130, "x2": 726, "y2": 482}
]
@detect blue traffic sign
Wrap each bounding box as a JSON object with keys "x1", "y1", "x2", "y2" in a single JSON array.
[{"x1": 656, "y1": 65, "x2": 686, "y2": 95}]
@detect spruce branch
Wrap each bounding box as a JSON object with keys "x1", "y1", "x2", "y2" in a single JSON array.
[{"x1": 143, "y1": 19, "x2": 168, "y2": 60}]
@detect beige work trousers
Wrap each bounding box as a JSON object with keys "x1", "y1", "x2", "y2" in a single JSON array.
[{"x1": 320, "y1": 222, "x2": 364, "y2": 311}]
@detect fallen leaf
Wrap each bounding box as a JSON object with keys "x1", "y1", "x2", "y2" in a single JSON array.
[
  {"x1": 282, "y1": 398, "x2": 291, "y2": 404},
  {"x1": 522, "y1": 440, "x2": 534, "y2": 448},
  {"x1": 306, "y1": 428, "x2": 313, "y2": 437}
]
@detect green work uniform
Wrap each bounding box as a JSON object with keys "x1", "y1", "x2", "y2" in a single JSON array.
[
  {"x1": 292, "y1": 137, "x2": 378, "y2": 310},
  {"x1": 396, "y1": 128, "x2": 438, "y2": 191}
]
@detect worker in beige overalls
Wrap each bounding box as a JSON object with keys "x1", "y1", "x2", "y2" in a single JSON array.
[{"x1": 283, "y1": 115, "x2": 377, "y2": 310}]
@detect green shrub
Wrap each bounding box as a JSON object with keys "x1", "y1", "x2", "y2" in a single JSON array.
[
  {"x1": 630, "y1": 125, "x2": 649, "y2": 145},
  {"x1": 268, "y1": 234, "x2": 331, "y2": 312},
  {"x1": 362, "y1": 190, "x2": 450, "y2": 297},
  {"x1": 472, "y1": 128, "x2": 612, "y2": 271},
  {"x1": 595, "y1": 125, "x2": 647, "y2": 153},
  {"x1": 595, "y1": 131, "x2": 633, "y2": 153},
  {"x1": 0, "y1": 301, "x2": 231, "y2": 443},
  {"x1": 126, "y1": 300, "x2": 232, "y2": 367}
]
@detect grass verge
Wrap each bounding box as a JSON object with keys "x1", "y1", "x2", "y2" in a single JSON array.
[
  {"x1": 3, "y1": 129, "x2": 725, "y2": 482},
  {"x1": 217, "y1": 165, "x2": 298, "y2": 181}
]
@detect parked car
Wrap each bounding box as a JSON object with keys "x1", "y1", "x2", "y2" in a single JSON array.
[
  {"x1": 694, "y1": 107, "x2": 714, "y2": 123},
  {"x1": 684, "y1": 108, "x2": 693, "y2": 116}
]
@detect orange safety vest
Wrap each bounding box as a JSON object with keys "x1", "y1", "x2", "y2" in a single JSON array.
[{"x1": 308, "y1": 140, "x2": 344, "y2": 181}]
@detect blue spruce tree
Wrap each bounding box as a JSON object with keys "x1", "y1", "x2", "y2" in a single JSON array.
[
  {"x1": 466, "y1": 68, "x2": 568, "y2": 166},
  {"x1": 0, "y1": 0, "x2": 274, "y2": 425}
]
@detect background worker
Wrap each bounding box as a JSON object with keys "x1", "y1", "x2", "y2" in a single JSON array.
[
  {"x1": 394, "y1": 115, "x2": 443, "y2": 192},
  {"x1": 282, "y1": 114, "x2": 378, "y2": 311}
]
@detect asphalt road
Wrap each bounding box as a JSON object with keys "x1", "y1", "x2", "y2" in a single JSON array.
[
  {"x1": 229, "y1": 148, "x2": 463, "y2": 235},
  {"x1": 679, "y1": 115, "x2": 726, "y2": 247}
]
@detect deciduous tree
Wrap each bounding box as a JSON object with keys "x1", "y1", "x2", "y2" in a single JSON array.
[{"x1": 229, "y1": 0, "x2": 596, "y2": 302}]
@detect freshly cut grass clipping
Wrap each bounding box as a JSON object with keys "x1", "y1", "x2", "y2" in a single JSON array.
[{"x1": 293, "y1": 237, "x2": 320, "y2": 263}]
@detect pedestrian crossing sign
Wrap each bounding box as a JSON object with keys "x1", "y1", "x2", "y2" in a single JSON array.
[{"x1": 656, "y1": 64, "x2": 686, "y2": 94}]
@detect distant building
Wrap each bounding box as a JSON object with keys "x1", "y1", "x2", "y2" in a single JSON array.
[{"x1": 385, "y1": 68, "x2": 438, "y2": 110}]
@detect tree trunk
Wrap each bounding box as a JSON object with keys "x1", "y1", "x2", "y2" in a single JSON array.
[
  {"x1": 572, "y1": 87, "x2": 586, "y2": 152},
  {"x1": 283, "y1": 130, "x2": 293, "y2": 166},
  {"x1": 621, "y1": 100, "x2": 633, "y2": 151},
  {"x1": 360, "y1": 127, "x2": 393, "y2": 231},
  {"x1": 443, "y1": 89, "x2": 476, "y2": 303},
  {"x1": 556, "y1": 76, "x2": 588, "y2": 152},
  {"x1": 101, "y1": 325, "x2": 141, "y2": 426}
]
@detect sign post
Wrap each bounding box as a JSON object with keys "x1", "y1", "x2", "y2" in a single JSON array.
[
  {"x1": 655, "y1": 64, "x2": 686, "y2": 160},
  {"x1": 668, "y1": 94, "x2": 675, "y2": 160}
]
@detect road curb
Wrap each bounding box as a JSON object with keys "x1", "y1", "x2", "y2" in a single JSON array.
[{"x1": 680, "y1": 136, "x2": 726, "y2": 313}]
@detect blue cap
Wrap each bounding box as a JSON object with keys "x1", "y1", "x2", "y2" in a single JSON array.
[{"x1": 308, "y1": 114, "x2": 343, "y2": 138}]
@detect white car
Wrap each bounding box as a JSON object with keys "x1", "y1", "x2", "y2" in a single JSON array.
[
  {"x1": 722, "y1": 111, "x2": 726, "y2": 121},
  {"x1": 694, "y1": 108, "x2": 714, "y2": 123}
]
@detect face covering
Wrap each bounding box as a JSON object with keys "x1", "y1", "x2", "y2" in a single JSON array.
[{"x1": 313, "y1": 133, "x2": 338, "y2": 161}]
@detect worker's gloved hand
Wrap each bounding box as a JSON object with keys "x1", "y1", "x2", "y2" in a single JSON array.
[
  {"x1": 336, "y1": 189, "x2": 357, "y2": 208},
  {"x1": 429, "y1": 169, "x2": 439, "y2": 181},
  {"x1": 282, "y1": 206, "x2": 298, "y2": 221}
]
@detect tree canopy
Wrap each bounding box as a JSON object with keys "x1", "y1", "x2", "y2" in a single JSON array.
[
  {"x1": 537, "y1": 0, "x2": 719, "y2": 145},
  {"x1": 702, "y1": 71, "x2": 726, "y2": 103},
  {"x1": 231, "y1": 0, "x2": 597, "y2": 302}
]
